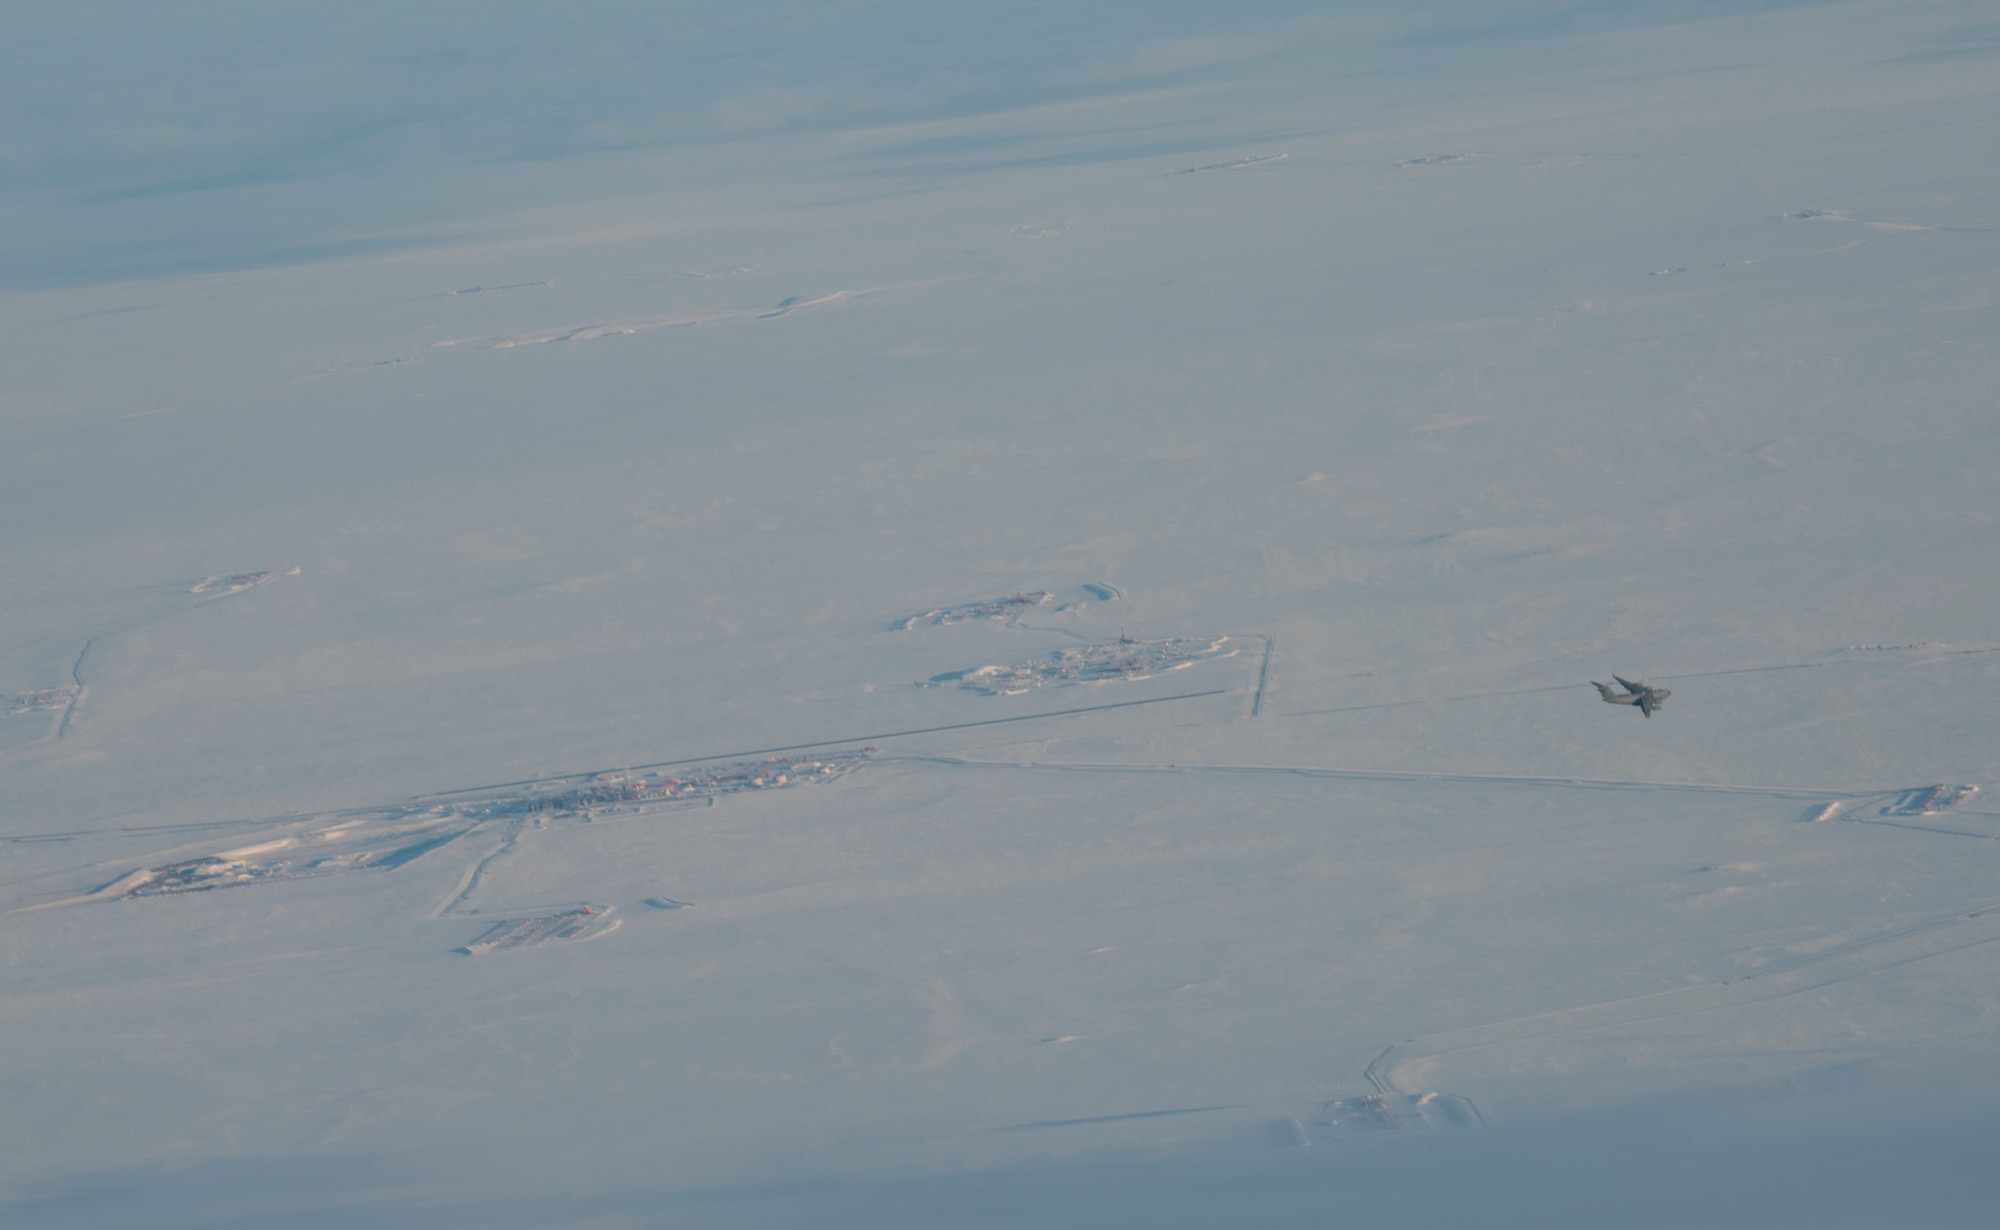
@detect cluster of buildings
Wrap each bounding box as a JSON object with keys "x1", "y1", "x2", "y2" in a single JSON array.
[
  {"x1": 954, "y1": 635, "x2": 1233, "y2": 696},
  {"x1": 459, "y1": 906, "x2": 617, "y2": 955},
  {"x1": 190, "y1": 569, "x2": 278, "y2": 594},
  {"x1": 1321, "y1": 1092, "x2": 1480, "y2": 1136},
  {"x1": 482, "y1": 750, "x2": 873, "y2": 818},
  {"x1": 1882, "y1": 784, "x2": 1978, "y2": 817},
  {"x1": 895, "y1": 590, "x2": 1051, "y2": 629},
  {"x1": 9, "y1": 685, "x2": 76, "y2": 713}
]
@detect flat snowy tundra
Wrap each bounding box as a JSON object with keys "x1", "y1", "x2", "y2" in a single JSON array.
[{"x1": 2, "y1": 2, "x2": 1997, "y2": 1225}]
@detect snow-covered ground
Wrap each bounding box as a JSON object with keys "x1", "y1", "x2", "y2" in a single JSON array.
[{"x1": 3, "y1": 2, "x2": 1998, "y2": 1225}]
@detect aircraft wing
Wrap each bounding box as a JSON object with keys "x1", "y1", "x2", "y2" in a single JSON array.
[{"x1": 1613, "y1": 675, "x2": 1645, "y2": 694}]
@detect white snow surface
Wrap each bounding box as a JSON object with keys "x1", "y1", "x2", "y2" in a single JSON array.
[{"x1": 3, "y1": 2, "x2": 1999, "y2": 1225}]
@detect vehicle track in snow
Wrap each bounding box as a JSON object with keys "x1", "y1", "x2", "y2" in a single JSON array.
[
  {"x1": 1363, "y1": 895, "x2": 2000, "y2": 1099},
  {"x1": 897, "y1": 755, "x2": 1998, "y2": 1116},
  {"x1": 4, "y1": 569, "x2": 295, "y2": 750},
  {"x1": 909, "y1": 755, "x2": 1865, "y2": 800}
]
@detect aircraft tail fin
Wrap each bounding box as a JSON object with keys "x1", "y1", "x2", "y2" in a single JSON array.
[{"x1": 1592, "y1": 681, "x2": 1619, "y2": 702}]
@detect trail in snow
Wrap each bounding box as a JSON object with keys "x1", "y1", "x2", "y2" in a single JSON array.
[{"x1": 1366, "y1": 897, "x2": 2000, "y2": 1097}]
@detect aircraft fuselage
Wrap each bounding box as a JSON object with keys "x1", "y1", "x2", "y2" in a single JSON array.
[{"x1": 1593, "y1": 678, "x2": 1670, "y2": 717}]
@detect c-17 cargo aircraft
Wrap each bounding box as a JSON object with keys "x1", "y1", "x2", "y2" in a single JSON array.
[{"x1": 1593, "y1": 675, "x2": 1670, "y2": 718}]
